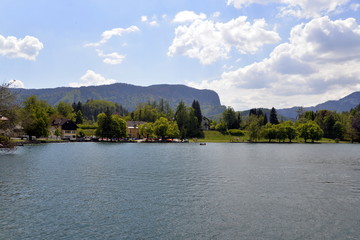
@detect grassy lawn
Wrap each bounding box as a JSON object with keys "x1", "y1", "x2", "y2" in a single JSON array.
[
  {"x1": 197, "y1": 130, "x2": 246, "y2": 142},
  {"x1": 78, "y1": 128, "x2": 96, "y2": 137}
]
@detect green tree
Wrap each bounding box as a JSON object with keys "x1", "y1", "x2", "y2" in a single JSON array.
[
  {"x1": 175, "y1": 101, "x2": 188, "y2": 139},
  {"x1": 112, "y1": 114, "x2": 127, "y2": 139},
  {"x1": 269, "y1": 107, "x2": 279, "y2": 125},
  {"x1": 246, "y1": 115, "x2": 262, "y2": 142},
  {"x1": 297, "y1": 121, "x2": 323, "y2": 143},
  {"x1": 153, "y1": 117, "x2": 170, "y2": 141},
  {"x1": 139, "y1": 122, "x2": 155, "y2": 139},
  {"x1": 75, "y1": 110, "x2": 84, "y2": 124},
  {"x1": 275, "y1": 124, "x2": 287, "y2": 142},
  {"x1": 350, "y1": 114, "x2": 360, "y2": 142},
  {"x1": 215, "y1": 121, "x2": 227, "y2": 131},
  {"x1": 167, "y1": 121, "x2": 180, "y2": 139},
  {"x1": 283, "y1": 121, "x2": 298, "y2": 143},
  {"x1": 222, "y1": 107, "x2": 239, "y2": 130},
  {"x1": 262, "y1": 123, "x2": 277, "y2": 142},
  {"x1": 21, "y1": 96, "x2": 50, "y2": 138},
  {"x1": 95, "y1": 109, "x2": 126, "y2": 140},
  {"x1": 191, "y1": 100, "x2": 202, "y2": 128},
  {"x1": 0, "y1": 82, "x2": 18, "y2": 138},
  {"x1": 56, "y1": 102, "x2": 74, "y2": 119}
]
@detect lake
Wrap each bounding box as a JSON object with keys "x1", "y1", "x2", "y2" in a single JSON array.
[{"x1": 1, "y1": 143, "x2": 360, "y2": 239}]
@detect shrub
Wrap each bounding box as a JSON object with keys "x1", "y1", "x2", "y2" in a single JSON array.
[{"x1": 227, "y1": 129, "x2": 245, "y2": 136}]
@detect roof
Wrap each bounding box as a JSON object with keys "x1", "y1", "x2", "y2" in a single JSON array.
[
  {"x1": 126, "y1": 121, "x2": 146, "y2": 128},
  {"x1": 52, "y1": 118, "x2": 78, "y2": 130},
  {"x1": 52, "y1": 118, "x2": 69, "y2": 126}
]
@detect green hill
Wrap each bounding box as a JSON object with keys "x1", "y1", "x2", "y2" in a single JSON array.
[{"x1": 12, "y1": 83, "x2": 225, "y2": 117}]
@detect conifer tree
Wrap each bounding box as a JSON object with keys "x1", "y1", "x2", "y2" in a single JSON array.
[
  {"x1": 191, "y1": 100, "x2": 202, "y2": 128},
  {"x1": 270, "y1": 107, "x2": 279, "y2": 125}
]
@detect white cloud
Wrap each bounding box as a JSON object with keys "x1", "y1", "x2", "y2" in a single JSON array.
[
  {"x1": 0, "y1": 35, "x2": 43, "y2": 60},
  {"x1": 8, "y1": 79, "x2": 25, "y2": 88},
  {"x1": 227, "y1": 0, "x2": 351, "y2": 18},
  {"x1": 141, "y1": 15, "x2": 159, "y2": 27},
  {"x1": 212, "y1": 11, "x2": 221, "y2": 18},
  {"x1": 84, "y1": 26, "x2": 140, "y2": 47},
  {"x1": 168, "y1": 16, "x2": 280, "y2": 64},
  {"x1": 96, "y1": 50, "x2": 125, "y2": 65},
  {"x1": 69, "y1": 70, "x2": 117, "y2": 87},
  {"x1": 188, "y1": 17, "x2": 360, "y2": 110},
  {"x1": 141, "y1": 16, "x2": 148, "y2": 22},
  {"x1": 173, "y1": 11, "x2": 207, "y2": 23}
]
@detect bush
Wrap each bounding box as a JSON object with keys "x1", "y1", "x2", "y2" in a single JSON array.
[
  {"x1": 227, "y1": 129, "x2": 245, "y2": 136},
  {"x1": 77, "y1": 124, "x2": 97, "y2": 129}
]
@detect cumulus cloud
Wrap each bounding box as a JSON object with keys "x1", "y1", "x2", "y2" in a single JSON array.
[
  {"x1": 168, "y1": 16, "x2": 280, "y2": 64},
  {"x1": 69, "y1": 70, "x2": 117, "y2": 87},
  {"x1": 173, "y1": 11, "x2": 207, "y2": 23},
  {"x1": 227, "y1": 0, "x2": 351, "y2": 18},
  {"x1": 84, "y1": 26, "x2": 140, "y2": 47},
  {"x1": 8, "y1": 79, "x2": 25, "y2": 88},
  {"x1": 96, "y1": 50, "x2": 125, "y2": 65},
  {"x1": 188, "y1": 17, "x2": 360, "y2": 110},
  {"x1": 0, "y1": 35, "x2": 43, "y2": 60}
]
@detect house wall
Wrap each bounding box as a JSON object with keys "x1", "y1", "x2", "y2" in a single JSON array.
[
  {"x1": 62, "y1": 130, "x2": 77, "y2": 140},
  {"x1": 127, "y1": 127, "x2": 141, "y2": 139}
]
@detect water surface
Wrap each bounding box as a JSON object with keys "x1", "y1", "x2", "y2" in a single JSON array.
[{"x1": 1, "y1": 143, "x2": 360, "y2": 239}]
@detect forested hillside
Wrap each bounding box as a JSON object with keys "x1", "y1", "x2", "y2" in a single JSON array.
[{"x1": 12, "y1": 83, "x2": 224, "y2": 117}]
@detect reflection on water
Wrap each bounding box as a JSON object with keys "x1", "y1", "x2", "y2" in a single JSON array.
[{"x1": 1, "y1": 143, "x2": 360, "y2": 239}]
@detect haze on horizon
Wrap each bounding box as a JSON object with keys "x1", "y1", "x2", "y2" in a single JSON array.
[{"x1": 1, "y1": 0, "x2": 360, "y2": 111}]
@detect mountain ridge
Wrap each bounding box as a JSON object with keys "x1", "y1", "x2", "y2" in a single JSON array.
[
  {"x1": 12, "y1": 83, "x2": 225, "y2": 117},
  {"x1": 277, "y1": 91, "x2": 360, "y2": 119}
]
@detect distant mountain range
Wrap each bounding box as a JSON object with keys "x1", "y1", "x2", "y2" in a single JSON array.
[
  {"x1": 278, "y1": 92, "x2": 360, "y2": 119},
  {"x1": 12, "y1": 83, "x2": 225, "y2": 117},
  {"x1": 12, "y1": 83, "x2": 360, "y2": 120}
]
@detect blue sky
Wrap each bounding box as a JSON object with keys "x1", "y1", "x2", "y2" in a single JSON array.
[{"x1": 1, "y1": 0, "x2": 360, "y2": 110}]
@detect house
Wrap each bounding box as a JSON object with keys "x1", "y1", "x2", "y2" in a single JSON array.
[
  {"x1": 201, "y1": 116, "x2": 211, "y2": 130},
  {"x1": 50, "y1": 118, "x2": 78, "y2": 140},
  {"x1": 126, "y1": 121, "x2": 146, "y2": 139}
]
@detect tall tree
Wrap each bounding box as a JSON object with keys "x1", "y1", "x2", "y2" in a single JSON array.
[
  {"x1": 175, "y1": 101, "x2": 188, "y2": 139},
  {"x1": 95, "y1": 109, "x2": 126, "y2": 140},
  {"x1": 223, "y1": 107, "x2": 239, "y2": 129},
  {"x1": 21, "y1": 96, "x2": 50, "y2": 138},
  {"x1": 269, "y1": 107, "x2": 279, "y2": 125},
  {"x1": 191, "y1": 100, "x2": 202, "y2": 128}
]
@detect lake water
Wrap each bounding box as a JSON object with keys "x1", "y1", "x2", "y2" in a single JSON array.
[{"x1": 1, "y1": 143, "x2": 360, "y2": 239}]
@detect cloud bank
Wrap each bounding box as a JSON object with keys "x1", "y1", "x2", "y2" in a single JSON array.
[
  {"x1": 0, "y1": 35, "x2": 43, "y2": 60},
  {"x1": 168, "y1": 14, "x2": 280, "y2": 64},
  {"x1": 188, "y1": 17, "x2": 360, "y2": 110}
]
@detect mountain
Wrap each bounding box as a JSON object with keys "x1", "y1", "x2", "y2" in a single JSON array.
[
  {"x1": 12, "y1": 83, "x2": 225, "y2": 117},
  {"x1": 278, "y1": 91, "x2": 360, "y2": 119}
]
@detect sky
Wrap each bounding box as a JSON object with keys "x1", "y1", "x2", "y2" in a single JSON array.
[{"x1": 1, "y1": 0, "x2": 360, "y2": 110}]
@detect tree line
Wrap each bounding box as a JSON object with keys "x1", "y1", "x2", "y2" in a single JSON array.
[
  {"x1": 1, "y1": 82, "x2": 360, "y2": 145},
  {"x1": 0, "y1": 83, "x2": 205, "y2": 143},
  {"x1": 213, "y1": 106, "x2": 360, "y2": 143}
]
